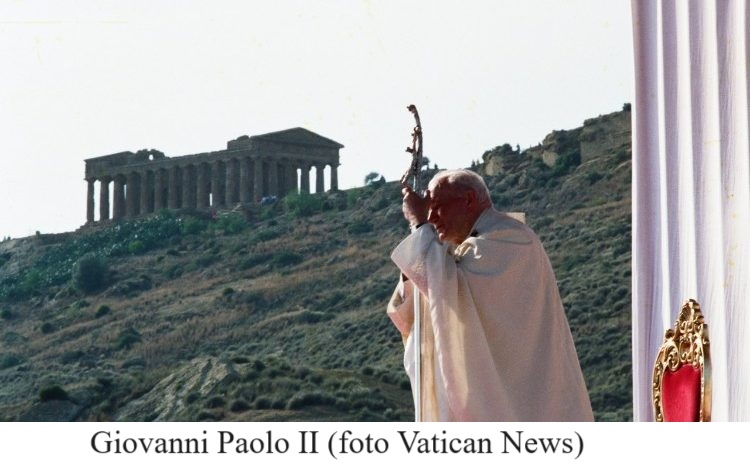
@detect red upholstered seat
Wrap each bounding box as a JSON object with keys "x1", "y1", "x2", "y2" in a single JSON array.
[
  {"x1": 661, "y1": 364, "x2": 701, "y2": 422},
  {"x1": 652, "y1": 299, "x2": 711, "y2": 422}
]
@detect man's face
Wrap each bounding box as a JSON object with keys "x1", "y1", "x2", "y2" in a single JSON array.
[{"x1": 427, "y1": 182, "x2": 475, "y2": 245}]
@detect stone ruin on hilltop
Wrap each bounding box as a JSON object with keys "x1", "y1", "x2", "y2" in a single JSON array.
[{"x1": 83, "y1": 128, "x2": 343, "y2": 224}]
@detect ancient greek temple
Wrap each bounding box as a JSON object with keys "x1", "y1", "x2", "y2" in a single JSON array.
[{"x1": 84, "y1": 128, "x2": 342, "y2": 223}]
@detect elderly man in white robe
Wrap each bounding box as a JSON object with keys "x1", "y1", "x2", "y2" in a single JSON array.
[{"x1": 387, "y1": 169, "x2": 593, "y2": 421}]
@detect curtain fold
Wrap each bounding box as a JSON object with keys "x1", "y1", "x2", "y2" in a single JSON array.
[{"x1": 631, "y1": 0, "x2": 750, "y2": 421}]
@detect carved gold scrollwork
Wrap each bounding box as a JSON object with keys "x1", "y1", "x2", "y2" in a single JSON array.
[{"x1": 652, "y1": 299, "x2": 711, "y2": 422}]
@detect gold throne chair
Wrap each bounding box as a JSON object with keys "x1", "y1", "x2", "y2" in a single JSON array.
[{"x1": 652, "y1": 299, "x2": 711, "y2": 422}]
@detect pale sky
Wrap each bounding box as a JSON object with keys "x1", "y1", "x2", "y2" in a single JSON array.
[{"x1": 0, "y1": 0, "x2": 633, "y2": 239}]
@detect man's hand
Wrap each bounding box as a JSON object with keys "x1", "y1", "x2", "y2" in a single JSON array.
[{"x1": 402, "y1": 186, "x2": 430, "y2": 228}]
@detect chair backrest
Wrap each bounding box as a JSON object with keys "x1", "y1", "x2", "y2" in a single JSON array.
[{"x1": 652, "y1": 299, "x2": 711, "y2": 422}]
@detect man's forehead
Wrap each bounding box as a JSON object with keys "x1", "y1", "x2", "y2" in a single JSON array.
[
  {"x1": 429, "y1": 178, "x2": 450, "y2": 191},
  {"x1": 430, "y1": 180, "x2": 462, "y2": 197}
]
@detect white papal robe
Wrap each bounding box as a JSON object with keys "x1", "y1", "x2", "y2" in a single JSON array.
[{"x1": 387, "y1": 208, "x2": 593, "y2": 421}]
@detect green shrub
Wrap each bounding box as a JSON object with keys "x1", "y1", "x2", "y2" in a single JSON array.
[
  {"x1": 214, "y1": 213, "x2": 248, "y2": 234},
  {"x1": 527, "y1": 158, "x2": 552, "y2": 185},
  {"x1": 121, "y1": 357, "x2": 146, "y2": 369},
  {"x1": 182, "y1": 217, "x2": 209, "y2": 235},
  {"x1": 21, "y1": 269, "x2": 44, "y2": 296},
  {"x1": 560, "y1": 253, "x2": 587, "y2": 272},
  {"x1": 368, "y1": 196, "x2": 389, "y2": 210},
  {"x1": 248, "y1": 228, "x2": 282, "y2": 244},
  {"x1": 60, "y1": 350, "x2": 84, "y2": 364},
  {"x1": 270, "y1": 251, "x2": 303, "y2": 268},
  {"x1": 346, "y1": 188, "x2": 363, "y2": 207},
  {"x1": 40, "y1": 322, "x2": 55, "y2": 334},
  {"x1": 260, "y1": 206, "x2": 278, "y2": 220},
  {"x1": 107, "y1": 275, "x2": 152, "y2": 296},
  {"x1": 116, "y1": 326, "x2": 142, "y2": 350},
  {"x1": 551, "y1": 149, "x2": 581, "y2": 178},
  {"x1": 0, "y1": 354, "x2": 22, "y2": 369},
  {"x1": 348, "y1": 220, "x2": 373, "y2": 235},
  {"x1": 238, "y1": 291, "x2": 267, "y2": 309},
  {"x1": 230, "y1": 399, "x2": 251, "y2": 412},
  {"x1": 196, "y1": 411, "x2": 218, "y2": 421},
  {"x1": 326, "y1": 191, "x2": 348, "y2": 211},
  {"x1": 128, "y1": 240, "x2": 146, "y2": 255},
  {"x1": 298, "y1": 310, "x2": 333, "y2": 324},
  {"x1": 308, "y1": 373, "x2": 324, "y2": 385},
  {"x1": 238, "y1": 253, "x2": 272, "y2": 270},
  {"x1": 586, "y1": 172, "x2": 603, "y2": 185},
  {"x1": 205, "y1": 396, "x2": 226, "y2": 408},
  {"x1": 195, "y1": 254, "x2": 219, "y2": 268},
  {"x1": 165, "y1": 264, "x2": 183, "y2": 279},
  {"x1": 615, "y1": 148, "x2": 630, "y2": 163},
  {"x1": 0, "y1": 307, "x2": 13, "y2": 320},
  {"x1": 535, "y1": 216, "x2": 554, "y2": 229},
  {"x1": 295, "y1": 367, "x2": 311, "y2": 379},
  {"x1": 286, "y1": 391, "x2": 337, "y2": 410},
  {"x1": 95, "y1": 305, "x2": 111, "y2": 318},
  {"x1": 2, "y1": 331, "x2": 25, "y2": 345},
  {"x1": 253, "y1": 396, "x2": 272, "y2": 409},
  {"x1": 39, "y1": 385, "x2": 69, "y2": 402},
  {"x1": 73, "y1": 254, "x2": 109, "y2": 294},
  {"x1": 284, "y1": 192, "x2": 323, "y2": 217}
]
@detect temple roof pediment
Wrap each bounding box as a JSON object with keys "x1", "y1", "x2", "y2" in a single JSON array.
[{"x1": 250, "y1": 127, "x2": 344, "y2": 149}]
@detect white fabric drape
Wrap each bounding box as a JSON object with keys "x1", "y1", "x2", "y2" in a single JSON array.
[
  {"x1": 631, "y1": 0, "x2": 750, "y2": 421},
  {"x1": 388, "y1": 209, "x2": 593, "y2": 421}
]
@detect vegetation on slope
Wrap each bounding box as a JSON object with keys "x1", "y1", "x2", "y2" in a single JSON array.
[{"x1": 0, "y1": 107, "x2": 632, "y2": 421}]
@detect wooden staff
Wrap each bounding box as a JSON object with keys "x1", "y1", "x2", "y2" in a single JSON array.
[{"x1": 401, "y1": 104, "x2": 423, "y2": 422}]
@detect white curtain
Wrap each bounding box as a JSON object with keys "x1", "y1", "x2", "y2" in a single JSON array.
[{"x1": 631, "y1": 0, "x2": 750, "y2": 421}]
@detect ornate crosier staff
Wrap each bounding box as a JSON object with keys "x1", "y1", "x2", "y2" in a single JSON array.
[{"x1": 401, "y1": 104, "x2": 423, "y2": 422}]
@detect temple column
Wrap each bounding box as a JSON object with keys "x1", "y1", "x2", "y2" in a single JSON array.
[
  {"x1": 225, "y1": 159, "x2": 238, "y2": 206},
  {"x1": 113, "y1": 175, "x2": 125, "y2": 220},
  {"x1": 99, "y1": 176, "x2": 111, "y2": 220},
  {"x1": 330, "y1": 164, "x2": 339, "y2": 191},
  {"x1": 211, "y1": 161, "x2": 223, "y2": 208},
  {"x1": 240, "y1": 157, "x2": 251, "y2": 203},
  {"x1": 183, "y1": 165, "x2": 196, "y2": 209},
  {"x1": 154, "y1": 169, "x2": 165, "y2": 211},
  {"x1": 126, "y1": 172, "x2": 139, "y2": 218},
  {"x1": 140, "y1": 170, "x2": 151, "y2": 215},
  {"x1": 86, "y1": 178, "x2": 95, "y2": 223},
  {"x1": 168, "y1": 167, "x2": 180, "y2": 209},
  {"x1": 315, "y1": 164, "x2": 325, "y2": 193},
  {"x1": 300, "y1": 165, "x2": 310, "y2": 193},
  {"x1": 287, "y1": 163, "x2": 298, "y2": 194},
  {"x1": 268, "y1": 160, "x2": 279, "y2": 196},
  {"x1": 277, "y1": 161, "x2": 287, "y2": 196},
  {"x1": 253, "y1": 158, "x2": 263, "y2": 201},
  {"x1": 196, "y1": 163, "x2": 209, "y2": 209}
]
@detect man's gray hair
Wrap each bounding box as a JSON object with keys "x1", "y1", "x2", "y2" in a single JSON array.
[{"x1": 428, "y1": 169, "x2": 493, "y2": 206}]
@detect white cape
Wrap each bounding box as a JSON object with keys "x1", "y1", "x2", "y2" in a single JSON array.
[{"x1": 388, "y1": 209, "x2": 593, "y2": 421}]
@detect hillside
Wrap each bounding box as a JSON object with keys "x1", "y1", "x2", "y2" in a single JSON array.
[{"x1": 0, "y1": 106, "x2": 632, "y2": 421}]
